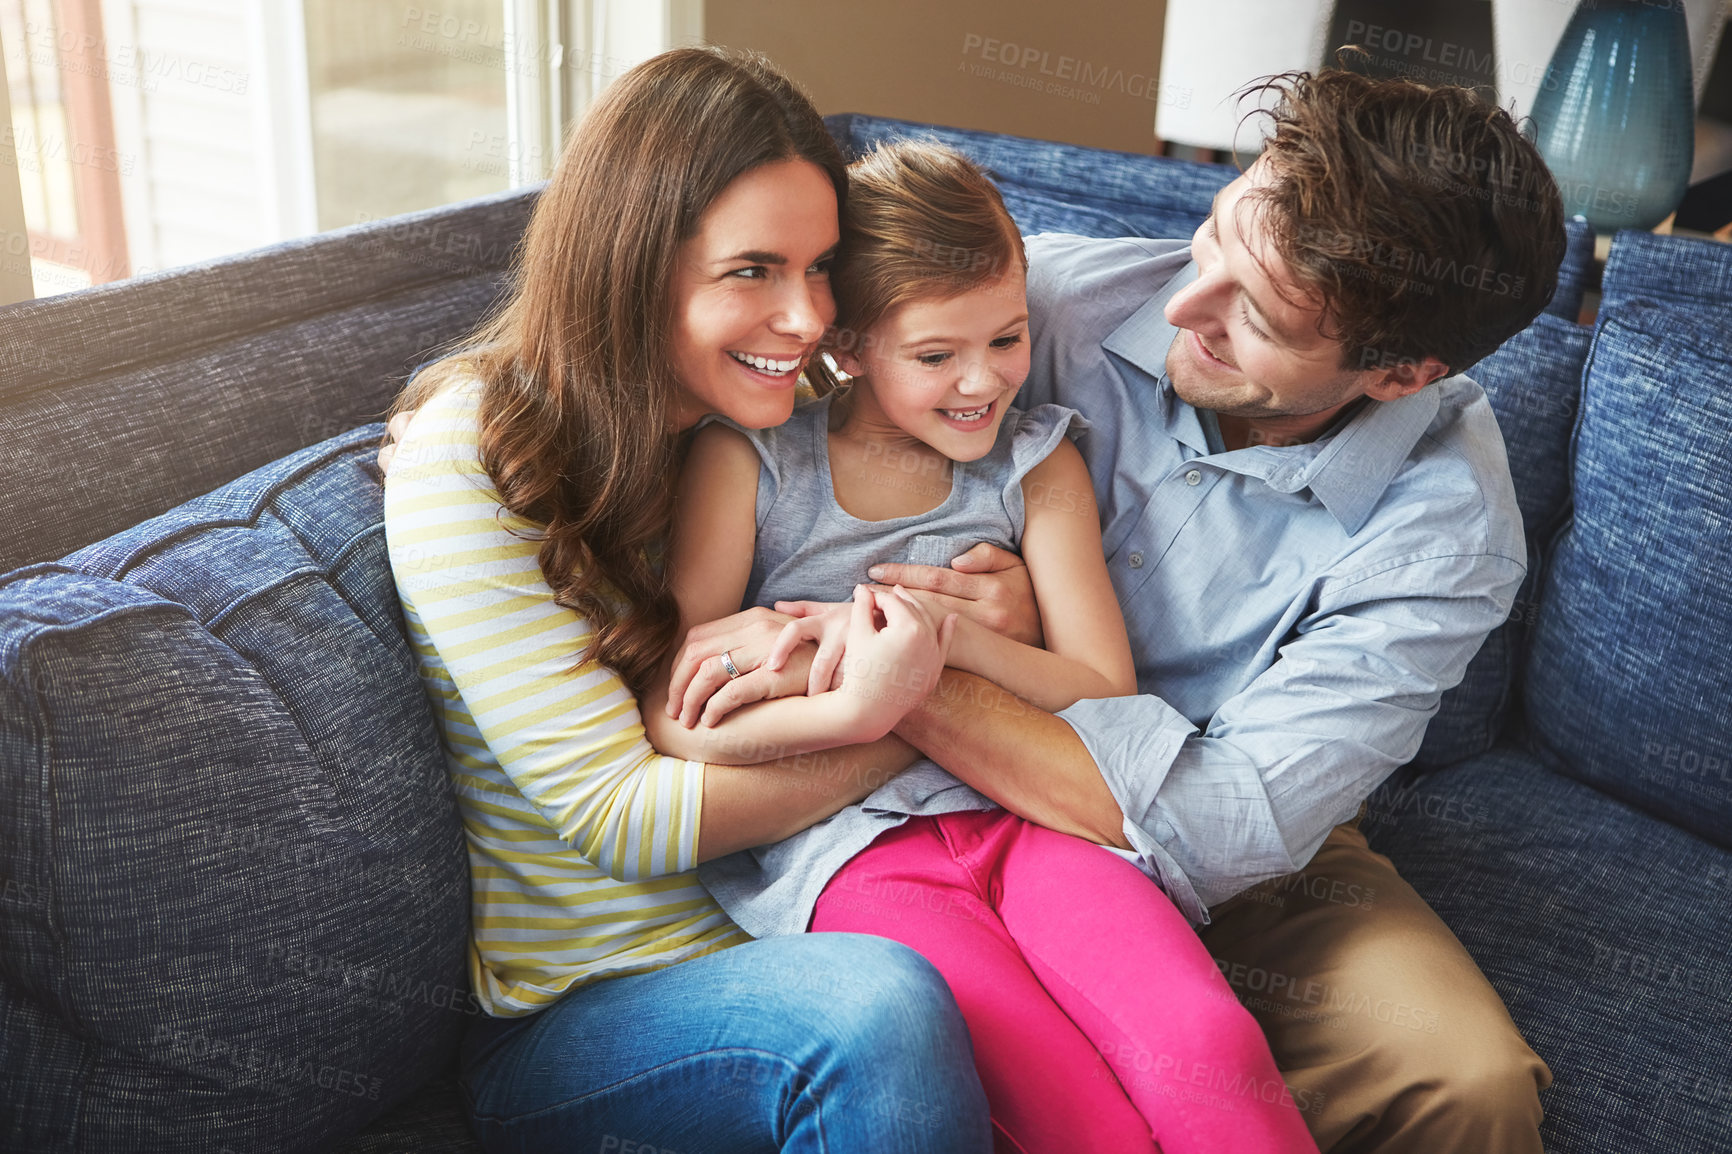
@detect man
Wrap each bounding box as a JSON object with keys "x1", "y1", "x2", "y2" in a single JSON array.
[{"x1": 858, "y1": 69, "x2": 1565, "y2": 1151}]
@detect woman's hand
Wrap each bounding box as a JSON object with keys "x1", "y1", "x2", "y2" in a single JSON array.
[
  {"x1": 668, "y1": 606, "x2": 797, "y2": 725},
  {"x1": 832, "y1": 584, "x2": 957, "y2": 739},
  {"x1": 688, "y1": 642, "x2": 819, "y2": 729}
]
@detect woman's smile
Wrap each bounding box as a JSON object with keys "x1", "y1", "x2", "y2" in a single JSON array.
[{"x1": 727, "y1": 350, "x2": 806, "y2": 377}]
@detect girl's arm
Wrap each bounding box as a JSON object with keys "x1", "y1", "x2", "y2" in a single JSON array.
[
  {"x1": 942, "y1": 437, "x2": 1136, "y2": 711},
  {"x1": 646, "y1": 424, "x2": 951, "y2": 765},
  {"x1": 663, "y1": 423, "x2": 762, "y2": 655}
]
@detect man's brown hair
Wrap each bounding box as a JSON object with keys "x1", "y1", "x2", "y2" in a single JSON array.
[{"x1": 1239, "y1": 64, "x2": 1566, "y2": 375}]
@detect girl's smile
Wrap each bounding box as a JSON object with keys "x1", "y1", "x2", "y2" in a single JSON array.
[{"x1": 937, "y1": 398, "x2": 998, "y2": 430}]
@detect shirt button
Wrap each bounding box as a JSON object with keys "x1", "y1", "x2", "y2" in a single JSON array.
[
  {"x1": 1128, "y1": 552, "x2": 1145, "y2": 569},
  {"x1": 1185, "y1": 469, "x2": 1202, "y2": 486}
]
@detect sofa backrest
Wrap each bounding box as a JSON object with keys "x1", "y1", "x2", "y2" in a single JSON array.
[
  {"x1": 0, "y1": 186, "x2": 537, "y2": 573},
  {"x1": 1406, "y1": 312, "x2": 1592, "y2": 767},
  {"x1": 1523, "y1": 232, "x2": 1732, "y2": 848}
]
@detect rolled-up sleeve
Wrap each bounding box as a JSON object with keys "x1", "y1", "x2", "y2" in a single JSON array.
[{"x1": 1059, "y1": 551, "x2": 1524, "y2": 923}]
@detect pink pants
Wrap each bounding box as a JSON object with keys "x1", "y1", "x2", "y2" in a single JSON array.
[{"x1": 811, "y1": 810, "x2": 1319, "y2": 1154}]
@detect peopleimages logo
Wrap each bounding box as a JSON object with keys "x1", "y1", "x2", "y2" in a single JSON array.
[
  {"x1": 21, "y1": 21, "x2": 248, "y2": 95},
  {"x1": 959, "y1": 33, "x2": 1185, "y2": 106},
  {"x1": 1302, "y1": 227, "x2": 1528, "y2": 302},
  {"x1": 1343, "y1": 19, "x2": 1493, "y2": 76}
]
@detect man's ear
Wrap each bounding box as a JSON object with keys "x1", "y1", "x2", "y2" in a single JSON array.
[{"x1": 1364, "y1": 355, "x2": 1449, "y2": 401}]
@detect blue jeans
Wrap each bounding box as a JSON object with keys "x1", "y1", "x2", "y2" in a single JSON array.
[{"x1": 460, "y1": 933, "x2": 991, "y2": 1153}]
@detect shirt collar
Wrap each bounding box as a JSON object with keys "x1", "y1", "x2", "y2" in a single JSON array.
[
  {"x1": 1289, "y1": 386, "x2": 1440, "y2": 535},
  {"x1": 1101, "y1": 259, "x2": 1210, "y2": 455},
  {"x1": 1097, "y1": 255, "x2": 1442, "y2": 537}
]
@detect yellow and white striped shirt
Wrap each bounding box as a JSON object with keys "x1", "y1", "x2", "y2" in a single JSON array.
[{"x1": 383, "y1": 376, "x2": 750, "y2": 1017}]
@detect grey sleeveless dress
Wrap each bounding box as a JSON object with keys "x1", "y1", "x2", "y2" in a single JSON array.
[{"x1": 696, "y1": 391, "x2": 1087, "y2": 938}]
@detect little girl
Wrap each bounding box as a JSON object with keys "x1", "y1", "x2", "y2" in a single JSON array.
[{"x1": 654, "y1": 141, "x2": 1317, "y2": 1154}]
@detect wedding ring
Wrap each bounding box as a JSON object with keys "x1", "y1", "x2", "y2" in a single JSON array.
[{"x1": 720, "y1": 650, "x2": 742, "y2": 680}]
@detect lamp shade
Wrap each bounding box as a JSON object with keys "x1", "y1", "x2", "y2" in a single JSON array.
[{"x1": 1155, "y1": 0, "x2": 1332, "y2": 152}]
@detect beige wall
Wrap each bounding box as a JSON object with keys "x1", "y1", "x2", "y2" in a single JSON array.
[{"x1": 705, "y1": 0, "x2": 1170, "y2": 155}]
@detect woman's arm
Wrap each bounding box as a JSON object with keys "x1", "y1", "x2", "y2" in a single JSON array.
[
  {"x1": 388, "y1": 384, "x2": 717, "y2": 883},
  {"x1": 391, "y1": 388, "x2": 935, "y2": 880},
  {"x1": 941, "y1": 438, "x2": 1136, "y2": 710},
  {"x1": 695, "y1": 734, "x2": 923, "y2": 861}
]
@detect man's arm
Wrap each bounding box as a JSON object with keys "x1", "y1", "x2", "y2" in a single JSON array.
[
  {"x1": 893, "y1": 550, "x2": 1524, "y2": 922},
  {"x1": 894, "y1": 670, "x2": 1129, "y2": 848}
]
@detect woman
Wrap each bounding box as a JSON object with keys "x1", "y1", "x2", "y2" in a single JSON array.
[{"x1": 381, "y1": 47, "x2": 989, "y2": 1152}]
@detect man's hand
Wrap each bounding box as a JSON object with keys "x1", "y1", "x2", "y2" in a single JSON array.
[
  {"x1": 864, "y1": 542, "x2": 1043, "y2": 646},
  {"x1": 377, "y1": 411, "x2": 412, "y2": 475}
]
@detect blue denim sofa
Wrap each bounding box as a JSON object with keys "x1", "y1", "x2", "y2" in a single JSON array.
[{"x1": 2, "y1": 113, "x2": 1727, "y2": 1152}]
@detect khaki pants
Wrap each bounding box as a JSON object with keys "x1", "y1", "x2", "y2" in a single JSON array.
[{"x1": 1198, "y1": 819, "x2": 1552, "y2": 1154}]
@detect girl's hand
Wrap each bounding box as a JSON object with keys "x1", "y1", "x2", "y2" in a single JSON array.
[
  {"x1": 834, "y1": 584, "x2": 957, "y2": 738},
  {"x1": 767, "y1": 599, "x2": 855, "y2": 697},
  {"x1": 865, "y1": 542, "x2": 1043, "y2": 646}
]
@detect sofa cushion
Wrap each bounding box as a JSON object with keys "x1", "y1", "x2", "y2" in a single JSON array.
[
  {"x1": 1523, "y1": 292, "x2": 1732, "y2": 848},
  {"x1": 1598, "y1": 228, "x2": 1732, "y2": 311},
  {"x1": 0, "y1": 425, "x2": 472, "y2": 1153},
  {"x1": 1363, "y1": 749, "x2": 1732, "y2": 1154},
  {"x1": 1411, "y1": 312, "x2": 1590, "y2": 767},
  {"x1": 335, "y1": 1070, "x2": 482, "y2": 1153}
]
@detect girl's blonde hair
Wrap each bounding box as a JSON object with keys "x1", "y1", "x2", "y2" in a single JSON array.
[{"x1": 813, "y1": 140, "x2": 1025, "y2": 388}]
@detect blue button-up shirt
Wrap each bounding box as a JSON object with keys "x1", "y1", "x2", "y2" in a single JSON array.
[{"x1": 1020, "y1": 233, "x2": 1526, "y2": 924}]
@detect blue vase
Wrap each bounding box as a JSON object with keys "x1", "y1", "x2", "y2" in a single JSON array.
[{"x1": 1530, "y1": 0, "x2": 1695, "y2": 231}]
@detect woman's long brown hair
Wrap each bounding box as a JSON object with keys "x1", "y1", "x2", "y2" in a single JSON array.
[{"x1": 387, "y1": 48, "x2": 846, "y2": 694}]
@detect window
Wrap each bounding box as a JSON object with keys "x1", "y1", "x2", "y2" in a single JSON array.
[{"x1": 0, "y1": 0, "x2": 697, "y2": 305}]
